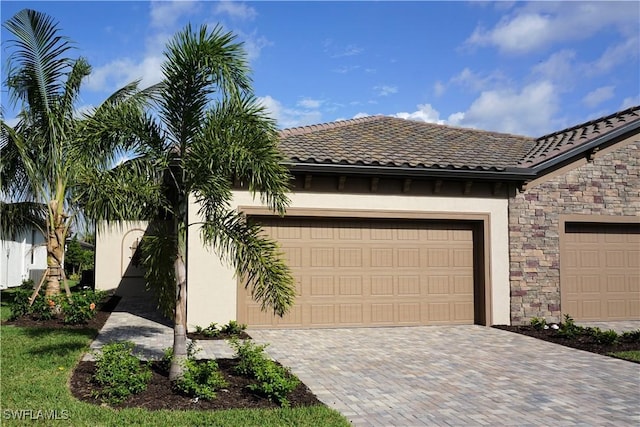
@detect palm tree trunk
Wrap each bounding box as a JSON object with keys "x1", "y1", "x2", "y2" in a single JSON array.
[
  {"x1": 169, "y1": 252, "x2": 187, "y2": 382},
  {"x1": 45, "y1": 200, "x2": 66, "y2": 297}
]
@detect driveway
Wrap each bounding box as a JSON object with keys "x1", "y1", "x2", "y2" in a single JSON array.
[{"x1": 250, "y1": 326, "x2": 640, "y2": 426}]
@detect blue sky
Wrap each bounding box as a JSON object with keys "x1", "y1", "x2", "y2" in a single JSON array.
[{"x1": 2, "y1": 1, "x2": 639, "y2": 137}]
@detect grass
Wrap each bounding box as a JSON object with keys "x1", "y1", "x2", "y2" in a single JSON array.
[
  {"x1": 0, "y1": 291, "x2": 349, "y2": 426},
  {"x1": 608, "y1": 350, "x2": 640, "y2": 363}
]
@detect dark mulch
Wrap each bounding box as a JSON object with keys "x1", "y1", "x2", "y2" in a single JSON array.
[
  {"x1": 1, "y1": 295, "x2": 121, "y2": 331},
  {"x1": 70, "y1": 358, "x2": 322, "y2": 410},
  {"x1": 187, "y1": 331, "x2": 252, "y2": 340},
  {"x1": 493, "y1": 324, "x2": 640, "y2": 360},
  {"x1": 3, "y1": 293, "x2": 322, "y2": 410}
]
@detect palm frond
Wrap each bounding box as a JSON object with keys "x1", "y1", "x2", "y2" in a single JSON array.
[
  {"x1": 0, "y1": 201, "x2": 46, "y2": 239},
  {"x1": 139, "y1": 220, "x2": 177, "y2": 318},
  {"x1": 200, "y1": 209, "x2": 295, "y2": 316}
]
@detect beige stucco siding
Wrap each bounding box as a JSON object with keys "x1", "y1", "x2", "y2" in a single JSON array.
[
  {"x1": 187, "y1": 191, "x2": 511, "y2": 328},
  {"x1": 95, "y1": 221, "x2": 149, "y2": 296}
]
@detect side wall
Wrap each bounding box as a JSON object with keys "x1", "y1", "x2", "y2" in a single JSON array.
[
  {"x1": 508, "y1": 139, "x2": 640, "y2": 324},
  {"x1": 187, "y1": 191, "x2": 511, "y2": 329}
]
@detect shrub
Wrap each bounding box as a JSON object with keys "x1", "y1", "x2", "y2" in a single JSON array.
[
  {"x1": 8, "y1": 287, "x2": 34, "y2": 320},
  {"x1": 92, "y1": 341, "x2": 151, "y2": 404},
  {"x1": 61, "y1": 290, "x2": 106, "y2": 324},
  {"x1": 557, "y1": 314, "x2": 582, "y2": 338},
  {"x1": 194, "y1": 323, "x2": 220, "y2": 338},
  {"x1": 530, "y1": 317, "x2": 547, "y2": 330},
  {"x1": 621, "y1": 329, "x2": 640, "y2": 343},
  {"x1": 594, "y1": 329, "x2": 618, "y2": 345},
  {"x1": 231, "y1": 339, "x2": 299, "y2": 407},
  {"x1": 175, "y1": 359, "x2": 228, "y2": 400},
  {"x1": 29, "y1": 294, "x2": 59, "y2": 320},
  {"x1": 160, "y1": 341, "x2": 200, "y2": 373},
  {"x1": 220, "y1": 320, "x2": 247, "y2": 336}
]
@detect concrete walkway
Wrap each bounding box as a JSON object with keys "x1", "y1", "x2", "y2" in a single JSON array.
[{"x1": 86, "y1": 296, "x2": 640, "y2": 425}]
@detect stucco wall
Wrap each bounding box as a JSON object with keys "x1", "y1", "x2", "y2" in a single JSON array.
[
  {"x1": 508, "y1": 139, "x2": 640, "y2": 324},
  {"x1": 95, "y1": 221, "x2": 149, "y2": 296},
  {"x1": 188, "y1": 191, "x2": 512, "y2": 329}
]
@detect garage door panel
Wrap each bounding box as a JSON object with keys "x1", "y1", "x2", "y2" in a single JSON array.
[
  {"x1": 240, "y1": 218, "x2": 477, "y2": 328},
  {"x1": 562, "y1": 222, "x2": 640, "y2": 321}
]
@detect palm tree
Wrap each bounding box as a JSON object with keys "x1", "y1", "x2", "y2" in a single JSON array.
[
  {"x1": 77, "y1": 25, "x2": 296, "y2": 380},
  {"x1": 1, "y1": 9, "x2": 155, "y2": 296}
]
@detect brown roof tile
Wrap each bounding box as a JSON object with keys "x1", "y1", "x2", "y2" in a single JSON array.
[
  {"x1": 278, "y1": 116, "x2": 536, "y2": 171},
  {"x1": 519, "y1": 106, "x2": 640, "y2": 168}
]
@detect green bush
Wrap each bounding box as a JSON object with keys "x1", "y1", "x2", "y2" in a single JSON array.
[
  {"x1": 92, "y1": 341, "x2": 151, "y2": 404},
  {"x1": 61, "y1": 290, "x2": 106, "y2": 324},
  {"x1": 8, "y1": 287, "x2": 34, "y2": 320},
  {"x1": 194, "y1": 323, "x2": 220, "y2": 337},
  {"x1": 231, "y1": 339, "x2": 299, "y2": 407},
  {"x1": 221, "y1": 320, "x2": 247, "y2": 336},
  {"x1": 530, "y1": 317, "x2": 547, "y2": 330},
  {"x1": 621, "y1": 329, "x2": 640, "y2": 343},
  {"x1": 594, "y1": 329, "x2": 618, "y2": 345},
  {"x1": 557, "y1": 314, "x2": 582, "y2": 338},
  {"x1": 176, "y1": 359, "x2": 228, "y2": 400}
]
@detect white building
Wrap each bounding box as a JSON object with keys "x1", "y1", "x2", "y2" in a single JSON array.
[{"x1": 0, "y1": 228, "x2": 47, "y2": 289}]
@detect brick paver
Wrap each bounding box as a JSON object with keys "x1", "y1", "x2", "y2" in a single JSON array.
[
  {"x1": 86, "y1": 296, "x2": 640, "y2": 425},
  {"x1": 250, "y1": 326, "x2": 640, "y2": 426}
]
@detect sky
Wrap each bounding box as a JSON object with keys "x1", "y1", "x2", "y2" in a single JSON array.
[{"x1": 1, "y1": 0, "x2": 639, "y2": 137}]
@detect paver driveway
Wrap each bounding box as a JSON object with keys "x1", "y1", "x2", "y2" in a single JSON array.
[{"x1": 250, "y1": 326, "x2": 640, "y2": 426}]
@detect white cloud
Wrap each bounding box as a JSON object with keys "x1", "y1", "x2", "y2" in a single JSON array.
[
  {"x1": 258, "y1": 95, "x2": 322, "y2": 128},
  {"x1": 298, "y1": 98, "x2": 322, "y2": 109},
  {"x1": 532, "y1": 49, "x2": 576, "y2": 85},
  {"x1": 374, "y1": 85, "x2": 398, "y2": 97},
  {"x1": 214, "y1": 1, "x2": 257, "y2": 21},
  {"x1": 353, "y1": 112, "x2": 369, "y2": 119},
  {"x1": 465, "y1": 2, "x2": 640, "y2": 54},
  {"x1": 588, "y1": 35, "x2": 640, "y2": 76},
  {"x1": 234, "y1": 29, "x2": 272, "y2": 60},
  {"x1": 333, "y1": 65, "x2": 360, "y2": 74},
  {"x1": 85, "y1": 56, "x2": 164, "y2": 92},
  {"x1": 433, "y1": 81, "x2": 446, "y2": 97},
  {"x1": 450, "y1": 67, "x2": 507, "y2": 92},
  {"x1": 621, "y1": 96, "x2": 640, "y2": 109},
  {"x1": 450, "y1": 80, "x2": 559, "y2": 136},
  {"x1": 583, "y1": 86, "x2": 615, "y2": 108},
  {"x1": 393, "y1": 104, "x2": 444, "y2": 124},
  {"x1": 150, "y1": 0, "x2": 199, "y2": 28}
]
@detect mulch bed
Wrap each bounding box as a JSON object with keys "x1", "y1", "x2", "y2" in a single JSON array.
[
  {"x1": 1, "y1": 295, "x2": 121, "y2": 330},
  {"x1": 493, "y1": 324, "x2": 640, "y2": 360},
  {"x1": 70, "y1": 358, "x2": 322, "y2": 410},
  {"x1": 3, "y1": 293, "x2": 323, "y2": 410},
  {"x1": 187, "y1": 331, "x2": 252, "y2": 340}
]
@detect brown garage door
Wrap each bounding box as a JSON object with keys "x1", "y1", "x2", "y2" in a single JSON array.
[
  {"x1": 561, "y1": 223, "x2": 640, "y2": 321},
  {"x1": 238, "y1": 217, "x2": 476, "y2": 328}
]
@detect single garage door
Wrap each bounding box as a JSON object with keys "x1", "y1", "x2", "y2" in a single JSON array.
[
  {"x1": 561, "y1": 223, "x2": 640, "y2": 321},
  {"x1": 238, "y1": 217, "x2": 477, "y2": 328}
]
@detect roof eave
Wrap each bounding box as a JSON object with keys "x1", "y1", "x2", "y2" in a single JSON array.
[
  {"x1": 528, "y1": 119, "x2": 640, "y2": 174},
  {"x1": 285, "y1": 162, "x2": 536, "y2": 182}
]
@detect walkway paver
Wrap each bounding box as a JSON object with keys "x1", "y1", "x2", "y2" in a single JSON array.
[{"x1": 86, "y1": 296, "x2": 640, "y2": 425}]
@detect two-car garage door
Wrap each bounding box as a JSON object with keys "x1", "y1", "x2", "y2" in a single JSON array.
[{"x1": 238, "y1": 217, "x2": 478, "y2": 329}]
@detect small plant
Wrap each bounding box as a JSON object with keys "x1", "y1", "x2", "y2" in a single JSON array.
[
  {"x1": 193, "y1": 323, "x2": 221, "y2": 337},
  {"x1": 175, "y1": 359, "x2": 228, "y2": 400},
  {"x1": 621, "y1": 329, "x2": 640, "y2": 343},
  {"x1": 92, "y1": 341, "x2": 151, "y2": 404},
  {"x1": 221, "y1": 320, "x2": 247, "y2": 336},
  {"x1": 29, "y1": 294, "x2": 60, "y2": 320},
  {"x1": 557, "y1": 314, "x2": 582, "y2": 338},
  {"x1": 530, "y1": 317, "x2": 547, "y2": 330},
  {"x1": 160, "y1": 341, "x2": 200, "y2": 373},
  {"x1": 61, "y1": 290, "x2": 106, "y2": 324},
  {"x1": 594, "y1": 329, "x2": 618, "y2": 345},
  {"x1": 230, "y1": 339, "x2": 299, "y2": 407},
  {"x1": 8, "y1": 287, "x2": 33, "y2": 320}
]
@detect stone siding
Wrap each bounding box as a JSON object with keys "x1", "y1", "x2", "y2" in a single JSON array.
[{"x1": 508, "y1": 141, "x2": 640, "y2": 324}]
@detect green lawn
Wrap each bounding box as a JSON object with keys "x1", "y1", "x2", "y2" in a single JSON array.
[
  {"x1": 608, "y1": 350, "x2": 640, "y2": 363},
  {"x1": 0, "y1": 291, "x2": 349, "y2": 426}
]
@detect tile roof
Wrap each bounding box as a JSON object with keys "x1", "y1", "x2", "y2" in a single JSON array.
[
  {"x1": 278, "y1": 116, "x2": 535, "y2": 171},
  {"x1": 518, "y1": 106, "x2": 640, "y2": 168}
]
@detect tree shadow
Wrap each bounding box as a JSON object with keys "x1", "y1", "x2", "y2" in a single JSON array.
[{"x1": 27, "y1": 341, "x2": 89, "y2": 357}]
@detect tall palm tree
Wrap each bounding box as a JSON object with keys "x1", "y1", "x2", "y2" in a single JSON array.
[
  {"x1": 77, "y1": 25, "x2": 296, "y2": 380},
  {"x1": 1, "y1": 9, "x2": 156, "y2": 296}
]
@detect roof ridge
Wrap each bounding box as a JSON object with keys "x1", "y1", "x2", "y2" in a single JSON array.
[
  {"x1": 535, "y1": 105, "x2": 640, "y2": 142},
  {"x1": 279, "y1": 115, "x2": 385, "y2": 137}
]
